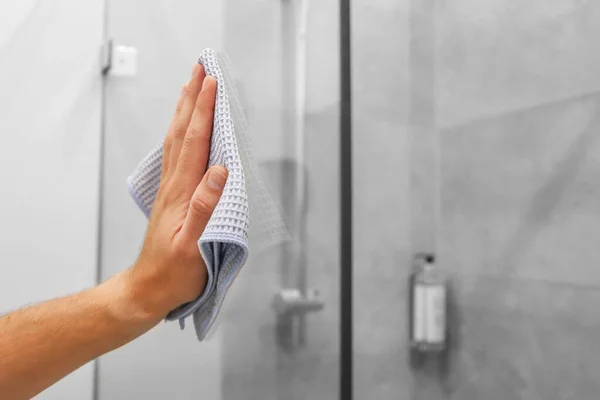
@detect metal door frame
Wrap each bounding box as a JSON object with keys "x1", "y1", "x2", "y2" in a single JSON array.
[
  {"x1": 339, "y1": 0, "x2": 353, "y2": 399},
  {"x1": 94, "y1": 0, "x2": 355, "y2": 399}
]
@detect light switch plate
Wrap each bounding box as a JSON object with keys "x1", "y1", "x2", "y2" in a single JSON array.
[{"x1": 109, "y1": 45, "x2": 138, "y2": 77}]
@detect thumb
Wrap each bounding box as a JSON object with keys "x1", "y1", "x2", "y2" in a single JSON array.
[{"x1": 181, "y1": 166, "x2": 228, "y2": 242}]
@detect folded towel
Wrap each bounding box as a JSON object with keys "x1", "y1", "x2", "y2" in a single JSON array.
[{"x1": 127, "y1": 48, "x2": 285, "y2": 340}]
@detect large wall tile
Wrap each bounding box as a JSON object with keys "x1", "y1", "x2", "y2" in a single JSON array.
[
  {"x1": 440, "y1": 94, "x2": 600, "y2": 285},
  {"x1": 437, "y1": 0, "x2": 600, "y2": 126},
  {"x1": 437, "y1": 276, "x2": 600, "y2": 400}
]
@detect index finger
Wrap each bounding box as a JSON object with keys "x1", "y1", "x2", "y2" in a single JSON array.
[
  {"x1": 174, "y1": 75, "x2": 217, "y2": 189},
  {"x1": 161, "y1": 82, "x2": 188, "y2": 182}
]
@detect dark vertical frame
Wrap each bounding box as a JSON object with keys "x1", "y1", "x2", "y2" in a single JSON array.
[
  {"x1": 96, "y1": 0, "x2": 355, "y2": 398},
  {"x1": 339, "y1": 0, "x2": 353, "y2": 398},
  {"x1": 94, "y1": 1, "x2": 110, "y2": 399}
]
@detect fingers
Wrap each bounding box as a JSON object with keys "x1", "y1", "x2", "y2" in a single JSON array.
[
  {"x1": 181, "y1": 166, "x2": 228, "y2": 242},
  {"x1": 167, "y1": 63, "x2": 206, "y2": 179},
  {"x1": 175, "y1": 75, "x2": 217, "y2": 189},
  {"x1": 162, "y1": 83, "x2": 188, "y2": 182}
]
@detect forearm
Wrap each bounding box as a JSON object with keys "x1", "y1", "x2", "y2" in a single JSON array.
[
  {"x1": 0, "y1": 269, "x2": 161, "y2": 400},
  {"x1": 0, "y1": 63, "x2": 220, "y2": 399}
]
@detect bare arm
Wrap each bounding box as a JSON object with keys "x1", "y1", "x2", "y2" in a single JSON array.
[
  {"x1": 0, "y1": 271, "x2": 161, "y2": 399},
  {"x1": 0, "y1": 62, "x2": 225, "y2": 400}
]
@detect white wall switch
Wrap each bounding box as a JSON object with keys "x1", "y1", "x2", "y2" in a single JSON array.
[{"x1": 109, "y1": 44, "x2": 138, "y2": 77}]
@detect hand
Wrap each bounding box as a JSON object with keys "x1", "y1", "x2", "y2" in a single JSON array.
[
  {"x1": 0, "y1": 63, "x2": 227, "y2": 400},
  {"x1": 123, "y1": 63, "x2": 226, "y2": 321}
]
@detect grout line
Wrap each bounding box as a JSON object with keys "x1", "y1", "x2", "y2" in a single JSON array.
[
  {"x1": 442, "y1": 88, "x2": 600, "y2": 132},
  {"x1": 454, "y1": 271, "x2": 600, "y2": 293}
]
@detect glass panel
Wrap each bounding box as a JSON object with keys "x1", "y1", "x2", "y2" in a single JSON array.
[
  {"x1": 0, "y1": 2, "x2": 103, "y2": 399},
  {"x1": 353, "y1": 0, "x2": 600, "y2": 398},
  {"x1": 221, "y1": 1, "x2": 340, "y2": 399},
  {"x1": 351, "y1": 0, "x2": 413, "y2": 398},
  {"x1": 438, "y1": 1, "x2": 600, "y2": 398},
  {"x1": 98, "y1": 0, "x2": 340, "y2": 399}
]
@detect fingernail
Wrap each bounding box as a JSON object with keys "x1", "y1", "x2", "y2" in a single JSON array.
[
  {"x1": 207, "y1": 167, "x2": 227, "y2": 191},
  {"x1": 202, "y1": 75, "x2": 214, "y2": 91},
  {"x1": 191, "y1": 63, "x2": 201, "y2": 77}
]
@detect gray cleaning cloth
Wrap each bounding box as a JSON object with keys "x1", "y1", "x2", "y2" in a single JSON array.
[{"x1": 127, "y1": 48, "x2": 287, "y2": 340}]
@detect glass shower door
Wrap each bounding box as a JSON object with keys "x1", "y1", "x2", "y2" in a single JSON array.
[
  {"x1": 219, "y1": 0, "x2": 341, "y2": 398},
  {"x1": 98, "y1": 0, "x2": 342, "y2": 399},
  {"x1": 436, "y1": 1, "x2": 600, "y2": 398},
  {"x1": 351, "y1": 0, "x2": 600, "y2": 398}
]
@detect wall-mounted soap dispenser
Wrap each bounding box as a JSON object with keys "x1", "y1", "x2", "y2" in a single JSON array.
[{"x1": 409, "y1": 253, "x2": 447, "y2": 354}]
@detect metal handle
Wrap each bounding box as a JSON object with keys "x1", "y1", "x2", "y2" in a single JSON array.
[
  {"x1": 273, "y1": 288, "x2": 324, "y2": 315},
  {"x1": 273, "y1": 288, "x2": 324, "y2": 350}
]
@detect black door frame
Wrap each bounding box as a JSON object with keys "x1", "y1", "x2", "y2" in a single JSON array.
[{"x1": 339, "y1": 0, "x2": 353, "y2": 399}]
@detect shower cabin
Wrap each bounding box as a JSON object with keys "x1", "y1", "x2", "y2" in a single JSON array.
[
  {"x1": 2, "y1": 0, "x2": 597, "y2": 399},
  {"x1": 97, "y1": 0, "x2": 600, "y2": 398}
]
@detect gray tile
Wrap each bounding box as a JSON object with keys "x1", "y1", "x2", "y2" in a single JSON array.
[
  {"x1": 438, "y1": 276, "x2": 600, "y2": 400},
  {"x1": 354, "y1": 352, "x2": 414, "y2": 400},
  {"x1": 353, "y1": 110, "x2": 411, "y2": 275},
  {"x1": 354, "y1": 274, "x2": 410, "y2": 354},
  {"x1": 440, "y1": 95, "x2": 600, "y2": 286},
  {"x1": 352, "y1": 0, "x2": 409, "y2": 116},
  {"x1": 351, "y1": 3, "x2": 414, "y2": 399},
  {"x1": 437, "y1": 1, "x2": 600, "y2": 126}
]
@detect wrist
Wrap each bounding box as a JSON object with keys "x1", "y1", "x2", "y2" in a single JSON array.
[{"x1": 99, "y1": 269, "x2": 164, "y2": 331}]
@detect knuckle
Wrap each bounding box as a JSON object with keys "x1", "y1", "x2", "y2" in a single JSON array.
[
  {"x1": 153, "y1": 189, "x2": 169, "y2": 210},
  {"x1": 184, "y1": 127, "x2": 209, "y2": 143},
  {"x1": 172, "y1": 239, "x2": 191, "y2": 258},
  {"x1": 162, "y1": 137, "x2": 172, "y2": 158},
  {"x1": 189, "y1": 194, "x2": 214, "y2": 220},
  {"x1": 172, "y1": 242, "x2": 199, "y2": 263},
  {"x1": 160, "y1": 181, "x2": 182, "y2": 203},
  {"x1": 155, "y1": 181, "x2": 169, "y2": 199},
  {"x1": 182, "y1": 243, "x2": 200, "y2": 261},
  {"x1": 176, "y1": 149, "x2": 190, "y2": 170},
  {"x1": 185, "y1": 125, "x2": 200, "y2": 139},
  {"x1": 174, "y1": 123, "x2": 187, "y2": 139},
  {"x1": 164, "y1": 128, "x2": 173, "y2": 143},
  {"x1": 163, "y1": 138, "x2": 172, "y2": 153}
]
